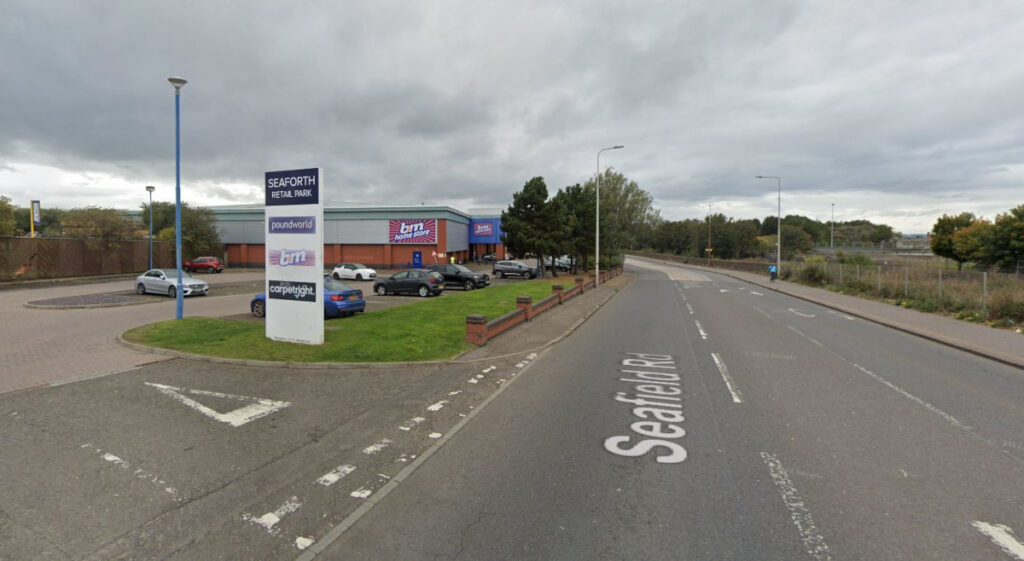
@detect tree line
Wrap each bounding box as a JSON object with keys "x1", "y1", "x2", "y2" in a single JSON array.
[
  {"x1": 930, "y1": 206, "x2": 1024, "y2": 271},
  {"x1": 0, "y1": 196, "x2": 221, "y2": 259}
]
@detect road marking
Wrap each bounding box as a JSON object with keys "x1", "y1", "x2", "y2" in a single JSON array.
[
  {"x1": 428, "y1": 432, "x2": 442, "y2": 439},
  {"x1": 973, "y1": 521, "x2": 1024, "y2": 559},
  {"x1": 362, "y1": 439, "x2": 392, "y2": 455},
  {"x1": 685, "y1": 303, "x2": 694, "y2": 315},
  {"x1": 427, "y1": 400, "x2": 449, "y2": 412},
  {"x1": 295, "y1": 537, "x2": 315, "y2": 550},
  {"x1": 750, "y1": 290, "x2": 764, "y2": 296},
  {"x1": 761, "y1": 452, "x2": 834, "y2": 561},
  {"x1": 711, "y1": 353, "x2": 743, "y2": 403},
  {"x1": 144, "y1": 382, "x2": 290, "y2": 428},
  {"x1": 350, "y1": 487, "x2": 372, "y2": 499},
  {"x1": 852, "y1": 364, "x2": 971, "y2": 430},
  {"x1": 751, "y1": 305, "x2": 772, "y2": 319},
  {"x1": 80, "y1": 444, "x2": 184, "y2": 501},
  {"x1": 482, "y1": 366, "x2": 496, "y2": 373},
  {"x1": 786, "y1": 325, "x2": 824, "y2": 347},
  {"x1": 242, "y1": 496, "x2": 302, "y2": 535},
  {"x1": 827, "y1": 311, "x2": 856, "y2": 321},
  {"x1": 694, "y1": 320, "x2": 708, "y2": 340},
  {"x1": 316, "y1": 465, "x2": 356, "y2": 487},
  {"x1": 719, "y1": 288, "x2": 730, "y2": 293},
  {"x1": 398, "y1": 417, "x2": 426, "y2": 431},
  {"x1": 788, "y1": 308, "x2": 816, "y2": 318}
]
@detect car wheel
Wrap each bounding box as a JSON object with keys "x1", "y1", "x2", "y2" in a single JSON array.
[
  {"x1": 524, "y1": 272, "x2": 533, "y2": 280},
  {"x1": 332, "y1": 272, "x2": 341, "y2": 280},
  {"x1": 494, "y1": 271, "x2": 503, "y2": 279},
  {"x1": 136, "y1": 283, "x2": 146, "y2": 295},
  {"x1": 376, "y1": 284, "x2": 388, "y2": 296},
  {"x1": 418, "y1": 285, "x2": 429, "y2": 297},
  {"x1": 355, "y1": 273, "x2": 363, "y2": 281},
  {"x1": 252, "y1": 300, "x2": 266, "y2": 317},
  {"x1": 464, "y1": 280, "x2": 474, "y2": 291},
  {"x1": 207, "y1": 267, "x2": 214, "y2": 273},
  {"x1": 168, "y1": 286, "x2": 176, "y2": 298}
]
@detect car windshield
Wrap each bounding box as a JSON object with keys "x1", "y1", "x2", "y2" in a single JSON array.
[
  {"x1": 453, "y1": 265, "x2": 472, "y2": 273},
  {"x1": 349, "y1": 264, "x2": 368, "y2": 269},
  {"x1": 159, "y1": 269, "x2": 194, "y2": 278},
  {"x1": 324, "y1": 278, "x2": 354, "y2": 292}
]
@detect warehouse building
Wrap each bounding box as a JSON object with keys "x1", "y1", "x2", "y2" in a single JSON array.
[{"x1": 211, "y1": 204, "x2": 506, "y2": 269}]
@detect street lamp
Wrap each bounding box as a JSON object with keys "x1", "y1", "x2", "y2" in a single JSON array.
[
  {"x1": 145, "y1": 185, "x2": 155, "y2": 269},
  {"x1": 755, "y1": 175, "x2": 781, "y2": 278},
  {"x1": 596, "y1": 145, "x2": 624, "y2": 287},
  {"x1": 169, "y1": 76, "x2": 187, "y2": 319},
  {"x1": 831, "y1": 203, "x2": 835, "y2": 249}
]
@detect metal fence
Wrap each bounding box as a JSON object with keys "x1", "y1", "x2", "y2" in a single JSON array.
[{"x1": 0, "y1": 237, "x2": 174, "y2": 281}]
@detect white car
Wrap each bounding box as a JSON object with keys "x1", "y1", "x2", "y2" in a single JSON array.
[
  {"x1": 135, "y1": 268, "x2": 209, "y2": 298},
  {"x1": 331, "y1": 263, "x2": 377, "y2": 281}
]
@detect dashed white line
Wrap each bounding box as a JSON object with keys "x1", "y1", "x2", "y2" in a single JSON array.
[
  {"x1": 482, "y1": 366, "x2": 496, "y2": 373},
  {"x1": 711, "y1": 353, "x2": 743, "y2": 403},
  {"x1": 788, "y1": 308, "x2": 816, "y2": 318},
  {"x1": 349, "y1": 487, "x2": 372, "y2": 499},
  {"x1": 761, "y1": 452, "x2": 834, "y2": 561},
  {"x1": 973, "y1": 521, "x2": 1024, "y2": 559},
  {"x1": 295, "y1": 537, "x2": 315, "y2": 550},
  {"x1": 852, "y1": 364, "x2": 970, "y2": 430},
  {"x1": 80, "y1": 444, "x2": 183, "y2": 501},
  {"x1": 750, "y1": 290, "x2": 764, "y2": 296},
  {"x1": 685, "y1": 303, "x2": 694, "y2": 315},
  {"x1": 242, "y1": 496, "x2": 303, "y2": 535},
  {"x1": 398, "y1": 417, "x2": 426, "y2": 431},
  {"x1": 427, "y1": 400, "x2": 449, "y2": 412},
  {"x1": 316, "y1": 465, "x2": 356, "y2": 487},
  {"x1": 694, "y1": 320, "x2": 708, "y2": 340},
  {"x1": 786, "y1": 325, "x2": 824, "y2": 347},
  {"x1": 362, "y1": 439, "x2": 392, "y2": 455}
]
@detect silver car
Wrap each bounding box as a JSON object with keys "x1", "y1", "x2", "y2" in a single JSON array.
[{"x1": 135, "y1": 268, "x2": 209, "y2": 298}]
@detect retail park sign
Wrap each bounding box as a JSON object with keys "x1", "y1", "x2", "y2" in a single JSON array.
[
  {"x1": 389, "y1": 219, "x2": 437, "y2": 244},
  {"x1": 265, "y1": 168, "x2": 324, "y2": 345}
]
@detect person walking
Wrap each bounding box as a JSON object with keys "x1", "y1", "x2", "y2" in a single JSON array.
[{"x1": 768, "y1": 263, "x2": 778, "y2": 282}]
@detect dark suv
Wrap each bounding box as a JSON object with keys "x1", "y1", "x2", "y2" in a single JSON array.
[
  {"x1": 492, "y1": 260, "x2": 539, "y2": 279},
  {"x1": 427, "y1": 264, "x2": 490, "y2": 290}
]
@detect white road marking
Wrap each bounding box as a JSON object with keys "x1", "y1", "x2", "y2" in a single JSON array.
[
  {"x1": 527, "y1": 353, "x2": 537, "y2": 360},
  {"x1": 468, "y1": 378, "x2": 478, "y2": 384},
  {"x1": 482, "y1": 366, "x2": 496, "y2": 373},
  {"x1": 350, "y1": 487, "x2": 372, "y2": 499},
  {"x1": 828, "y1": 310, "x2": 856, "y2": 320},
  {"x1": 694, "y1": 320, "x2": 708, "y2": 340},
  {"x1": 761, "y1": 452, "x2": 834, "y2": 561},
  {"x1": 751, "y1": 305, "x2": 772, "y2": 319},
  {"x1": 719, "y1": 288, "x2": 730, "y2": 293},
  {"x1": 362, "y1": 439, "x2": 392, "y2": 455},
  {"x1": 973, "y1": 521, "x2": 1024, "y2": 559},
  {"x1": 447, "y1": 390, "x2": 463, "y2": 396},
  {"x1": 786, "y1": 325, "x2": 824, "y2": 347},
  {"x1": 316, "y1": 465, "x2": 356, "y2": 487},
  {"x1": 80, "y1": 444, "x2": 184, "y2": 501},
  {"x1": 788, "y1": 308, "x2": 816, "y2": 318},
  {"x1": 144, "y1": 382, "x2": 290, "y2": 428},
  {"x1": 750, "y1": 290, "x2": 764, "y2": 296},
  {"x1": 427, "y1": 400, "x2": 448, "y2": 412},
  {"x1": 515, "y1": 362, "x2": 525, "y2": 368},
  {"x1": 428, "y1": 432, "x2": 442, "y2": 439},
  {"x1": 398, "y1": 417, "x2": 426, "y2": 431},
  {"x1": 686, "y1": 303, "x2": 694, "y2": 315},
  {"x1": 711, "y1": 353, "x2": 743, "y2": 403},
  {"x1": 295, "y1": 537, "x2": 315, "y2": 550},
  {"x1": 242, "y1": 496, "x2": 303, "y2": 535},
  {"x1": 852, "y1": 364, "x2": 970, "y2": 430}
]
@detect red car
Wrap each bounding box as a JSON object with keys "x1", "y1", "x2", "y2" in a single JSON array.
[{"x1": 182, "y1": 256, "x2": 224, "y2": 273}]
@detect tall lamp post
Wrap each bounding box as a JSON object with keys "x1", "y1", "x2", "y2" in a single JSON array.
[
  {"x1": 169, "y1": 76, "x2": 187, "y2": 320},
  {"x1": 145, "y1": 185, "x2": 155, "y2": 269},
  {"x1": 595, "y1": 145, "x2": 623, "y2": 287},
  {"x1": 755, "y1": 175, "x2": 781, "y2": 277},
  {"x1": 831, "y1": 202, "x2": 835, "y2": 249}
]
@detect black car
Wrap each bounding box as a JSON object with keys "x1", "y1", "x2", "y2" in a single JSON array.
[
  {"x1": 373, "y1": 269, "x2": 446, "y2": 297},
  {"x1": 427, "y1": 264, "x2": 490, "y2": 290},
  {"x1": 492, "y1": 260, "x2": 539, "y2": 279}
]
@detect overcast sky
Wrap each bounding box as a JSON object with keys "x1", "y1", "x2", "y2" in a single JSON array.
[{"x1": 2, "y1": 1, "x2": 1022, "y2": 234}]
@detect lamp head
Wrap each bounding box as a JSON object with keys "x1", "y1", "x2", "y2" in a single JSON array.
[
  {"x1": 612, "y1": 145, "x2": 624, "y2": 149},
  {"x1": 145, "y1": 185, "x2": 155, "y2": 193},
  {"x1": 167, "y1": 77, "x2": 188, "y2": 90}
]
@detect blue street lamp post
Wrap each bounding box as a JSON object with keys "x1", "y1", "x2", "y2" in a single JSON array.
[
  {"x1": 145, "y1": 185, "x2": 155, "y2": 269},
  {"x1": 595, "y1": 145, "x2": 623, "y2": 287},
  {"x1": 169, "y1": 77, "x2": 187, "y2": 319}
]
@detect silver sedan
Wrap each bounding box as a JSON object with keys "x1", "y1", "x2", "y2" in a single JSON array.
[{"x1": 135, "y1": 269, "x2": 209, "y2": 298}]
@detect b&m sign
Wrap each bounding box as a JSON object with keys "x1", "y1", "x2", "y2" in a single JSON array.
[
  {"x1": 389, "y1": 219, "x2": 437, "y2": 244},
  {"x1": 473, "y1": 222, "x2": 493, "y2": 236}
]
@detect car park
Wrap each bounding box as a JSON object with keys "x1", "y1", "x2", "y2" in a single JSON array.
[
  {"x1": 250, "y1": 278, "x2": 365, "y2": 318},
  {"x1": 182, "y1": 256, "x2": 224, "y2": 273},
  {"x1": 373, "y1": 269, "x2": 445, "y2": 297},
  {"x1": 330, "y1": 263, "x2": 377, "y2": 281},
  {"x1": 426, "y1": 264, "x2": 490, "y2": 290},
  {"x1": 544, "y1": 255, "x2": 572, "y2": 271},
  {"x1": 135, "y1": 269, "x2": 209, "y2": 298},
  {"x1": 492, "y1": 260, "x2": 539, "y2": 279}
]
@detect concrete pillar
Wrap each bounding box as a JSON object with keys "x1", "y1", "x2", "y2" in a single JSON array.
[{"x1": 465, "y1": 314, "x2": 488, "y2": 346}]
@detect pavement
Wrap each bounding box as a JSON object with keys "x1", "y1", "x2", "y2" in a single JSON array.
[{"x1": 627, "y1": 255, "x2": 1024, "y2": 369}]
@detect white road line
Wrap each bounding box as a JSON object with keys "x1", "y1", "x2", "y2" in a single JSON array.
[
  {"x1": 694, "y1": 320, "x2": 708, "y2": 340},
  {"x1": 426, "y1": 400, "x2": 449, "y2": 412},
  {"x1": 786, "y1": 325, "x2": 824, "y2": 347},
  {"x1": 852, "y1": 364, "x2": 971, "y2": 431},
  {"x1": 751, "y1": 305, "x2": 772, "y2": 319},
  {"x1": 788, "y1": 308, "x2": 816, "y2": 318},
  {"x1": 973, "y1": 521, "x2": 1024, "y2": 559},
  {"x1": 144, "y1": 382, "x2": 290, "y2": 428},
  {"x1": 349, "y1": 487, "x2": 372, "y2": 499},
  {"x1": 295, "y1": 537, "x2": 315, "y2": 550},
  {"x1": 242, "y1": 496, "x2": 303, "y2": 535},
  {"x1": 316, "y1": 465, "x2": 356, "y2": 487},
  {"x1": 362, "y1": 439, "x2": 393, "y2": 455},
  {"x1": 398, "y1": 417, "x2": 426, "y2": 431},
  {"x1": 761, "y1": 452, "x2": 834, "y2": 561},
  {"x1": 80, "y1": 444, "x2": 184, "y2": 502},
  {"x1": 685, "y1": 303, "x2": 694, "y2": 315},
  {"x1": 711, "y1": 353, "x2": 743, "y2": 403},
  {"x1": 827, "y1": 311, "x2": 856, "y2": 321},
  {"x1": 750, "y1": 291, "x2": 764, "y2": 296}
]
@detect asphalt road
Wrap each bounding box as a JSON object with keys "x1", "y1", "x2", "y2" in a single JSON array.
[{"x1": 315, "y1": 260, "x2": 1024, "y2": 560}]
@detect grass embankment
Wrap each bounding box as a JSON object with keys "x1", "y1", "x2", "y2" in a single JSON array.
[{"x1": 123, "y1": 281, "x2": 557, "y2": 362}]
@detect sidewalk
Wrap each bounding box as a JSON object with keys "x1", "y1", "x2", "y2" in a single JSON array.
[{"x1": 632, "y1": 256, "x2": 1024, "y2": 369}]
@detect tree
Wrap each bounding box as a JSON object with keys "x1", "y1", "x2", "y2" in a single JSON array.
[
  {"x1": 952, "y1": 219, "x2": 994, "y2": 266},
  {"x1": 142, "y1": 201, "x2": 223, "y2": 259},
  {"x1": 931, "y1": 213, "x2": 976, "y2": 270},
  {"x1": 582, "y1": 169, "x2": 657, "y2": 265},
  {"x1": 551, "y1": 183, "x2": 592, "y2": 271},
  {"x1": 501, "y1": 177, "x2": 561, "y2": 274},
  {"x1": 780, "y1": 225, "x2": 814, "y2": 259},
  {"x1": 0, "y1": 196, "x2": 16, "y2": 236},
  {"x1": 61, "y1": 207, "x2": 136, "y2": 248}
]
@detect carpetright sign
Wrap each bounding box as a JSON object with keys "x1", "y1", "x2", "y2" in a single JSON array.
[
  {"x1": 264, "y1": 168, "x2": 324, "y2": 345},
  {"x1": 389, "y1": 219, "x2": 437, "y2": 244}
]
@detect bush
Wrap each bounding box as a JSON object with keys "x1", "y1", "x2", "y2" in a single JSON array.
[
  {"x1": 798, "y1": 264, "x2": 830, "y2": 285},
  {"x1": 835, "y1": 251, "x2": 874, "y2": 266},
  {"x1": 988, "y1": 292, "x2": 1024, "y2": 324}
]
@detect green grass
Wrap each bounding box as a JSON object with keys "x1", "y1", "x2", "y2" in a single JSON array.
[{"x1": 123, "y1": 281, "x2": 558, "y2": 362}]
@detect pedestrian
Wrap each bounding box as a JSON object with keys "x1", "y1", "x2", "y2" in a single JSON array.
[{"x1": 768, "y1": 263, "x2": 778, "y2": 282}]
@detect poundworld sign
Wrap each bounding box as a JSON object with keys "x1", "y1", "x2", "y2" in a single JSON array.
[{"x1": 264, "y1": 168, "x2": 324, "y2": 345}]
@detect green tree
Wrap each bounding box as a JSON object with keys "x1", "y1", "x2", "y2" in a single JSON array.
[
  {"x1": 952, "y1": 220, "x2": 994, "y2": 266},
  {"x1": 61, "y1": 207, "x2": 136, "y2": 248},
  {"x1": 551, "y1": 183, "x2": 593, "y2": 271},
  {"x1": 142, "y1": 201, "x2": 222, "y2": 259},
  {"x1": 0, "y1": 196, "x2": 16, "y2": 236},
  {"x1": 582, "y1": 169, "x2": 657, "y2": 265},
  {"x1": 989, "y1": 205, "x2": 1024, "y2": 271},
  {"x1": 780, "y1": 224, "x2": 814, "y2": 259},
  {"x1": 931, "y1": 212, "x2": 976, "y2": 270},
  {"x1": 501, "y1": 177, "x2": 558, "y2": 273}
]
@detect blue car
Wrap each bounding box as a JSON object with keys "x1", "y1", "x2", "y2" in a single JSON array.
[{"x1": 250, "y1": 278, "x2": 366, "y2": 319}]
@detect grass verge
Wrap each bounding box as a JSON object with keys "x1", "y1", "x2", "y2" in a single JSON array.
[{"x1": 123, "y1": 281, "x2": 558, "y2": 363}]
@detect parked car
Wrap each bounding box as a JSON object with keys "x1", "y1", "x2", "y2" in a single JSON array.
[
  {"x1": 544, "y1": 255, "x2": 572, "y2": 271},
  {"x1": 373, "y1": 269, "x2": 445, "y2": 297},
  {"x1": 427, "y1": 264, "x2": 490, "y2": 290},
  {"x1": 135, "y1": 268, "x2": 209, "y2": 298},
  {"x1": 250, "y1": 278, "x2": 365, "y2": 318},
  {"x1": 492, "y1": 260, "x2": 539, "y2": 279},
  {"x1": 331, "y1": 263, "x2": 377, "y2": 281},
  {"x1": 182, "y1": 256, "x2": 224, "y2": 273}
]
